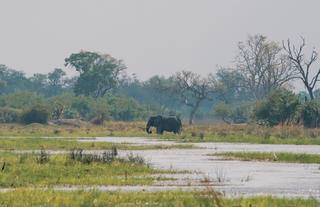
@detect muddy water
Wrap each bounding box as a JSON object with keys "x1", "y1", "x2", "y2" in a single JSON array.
[{"x1": 78, "y1": 137, "x2": 320, "y2": 198}]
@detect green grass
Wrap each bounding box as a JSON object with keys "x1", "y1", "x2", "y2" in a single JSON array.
[
  {"x1": 209, "y1": 152, "x2": 320, "y2": 164},
  {"x1": 0, "y1": 137, "x2": 196, "y2": 150},
  {"x1": 2, "y1": 122, "x2": 320, "y2": 145},
  {"x1": 0, "y1": 152, "x2": 177, "y2": 187},
  {"x1": 0, "y1": 189, "x2": 318, "y2": 207}
]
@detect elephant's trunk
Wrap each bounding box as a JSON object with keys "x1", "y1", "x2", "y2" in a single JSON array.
[{"x1": 146, "y1": 121, "x2": 152, "y2": 134}]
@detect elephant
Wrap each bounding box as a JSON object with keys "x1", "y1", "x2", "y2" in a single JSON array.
[{"x1": 146, "y1": 115, "x2": 182, "y2": 134}]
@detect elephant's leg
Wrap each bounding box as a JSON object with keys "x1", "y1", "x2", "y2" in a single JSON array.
[
  {"x1": 156, "y1": 127, "x2": 161, "y2": 134},
  {"x1": 156, "y1": 126, "x2": 164, "y2": 134}
]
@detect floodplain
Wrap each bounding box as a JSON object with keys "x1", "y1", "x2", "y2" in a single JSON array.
[{"x1": 0, "y1": 123, "x2": 319, "y2": 206}]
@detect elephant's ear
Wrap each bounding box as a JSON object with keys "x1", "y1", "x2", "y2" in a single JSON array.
[
  {"x1": 156, "y1": 115, "x2": 163, "y2": 120},
  {"x1": 154, "y1": 115, "x2": 163, "y2": 125}
]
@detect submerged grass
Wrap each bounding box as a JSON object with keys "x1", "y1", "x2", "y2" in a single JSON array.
[
  {"x1": 0, "y1": 151, "x2": 176, "y2": 187},
  {"x1": 0, "y1": 137, "x2": 195, "y2": 150},
  {"x1": 0, "y1": 189, "x2": 318, "y2": 207},
  {"x1": 210, "y1": 152, "x2": 320, "y2": 164}
]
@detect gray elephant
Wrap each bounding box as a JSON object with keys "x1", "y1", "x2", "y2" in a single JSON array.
[{"x1": 146, "y1": 115, "x2": 182, "y2": 134}]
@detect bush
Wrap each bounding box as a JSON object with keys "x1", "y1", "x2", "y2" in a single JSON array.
[
  {"x1": 300, "y1": 100, "x2": 320, "y2": 128},
  {"x1": 213, "y1": 102, "x2": 232, "y2": 124},
  {"x1": 230, "y1": 103, "x2": 252, "y2": 124},
  {"x1": 0, "y1": 107, "x2": 21, "y2": 123},
  {"x1": 62, "y1": 107, "x2": 80, "y2": 119},
  {"x1": 0, "y1": 91, "x2": 45, "y2": 109},
  {"x1": 21, "y1": 104, "x2": 51, "y2": 124},
  {"x1": 213, "y1": 102, "x2": 252, "y2": 124},
  {"x1": 253, "y1": 89, "x2": 300, "y2": 126}
]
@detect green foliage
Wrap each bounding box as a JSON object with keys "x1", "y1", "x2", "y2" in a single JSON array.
[
  {"x1": 0, "y1": 151, "x2": 168, "y2": 187},
  {"x1": 0, "y1": 190, "x2": 317, "y2": 207},
  {"x1": 213, "y1": 102, "x2": 252, "y2": 124},
  {"x1": 213, "y1": 102, "x2": 232, "y2": 124},
  {"x1": 70, "y1": 95, "x2": 94, "y2": 120},
  {"x1": 0, "y1": 91, "x2": 45, "y2": 109},
  {"x1": 21, "y1": 104, "x2": 51, "y2": 124},
  {"x1": 300, "y1": 100, "x2": 320, "y2": 128},
  {"x1": 230, "y1": 103, "x2": 252, "y2": 123},
  {"x1": 253, "y1": 89, "x2": 300, "y2": 126},
  {"x1": 105, "y1": 96, "x2": 147, "y2": 121},
  {"x1": 46, "y1": 93, "x2": 148, "y2": 121},
  {"x1": 0, "y1": 107, "x2": 21, "y2": 123},
  {"x1": 50, "y1": 101, "x2": 65, "y2": 120},
  {"x1": 65, "y1": 51, "x2": 126, "y2": 97}
]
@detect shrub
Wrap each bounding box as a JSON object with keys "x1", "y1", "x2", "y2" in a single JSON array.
[
  {"x1": 213, "y1": 102, "x2": 252, "y2": 124},
  {"x1": 0, "y1": 91, "x2": 45, "y2": 109},
  {"x1": 253, "y1": 89, "x2": 300, "y2": 126},
  {"x1": 62, "y1": 107, "x2": 80, "y2": 119},
  {"x1": 213, "y1": 102, "x2": 232, "y2": 124},
  {"x1": 21, "y1": 104, "x2": 51, "y2": 124},
  {"x1": 0, "y1": 107, "x2": 21, "y2": 123},
  {"x1": 300, "y1": 100, "x2": 320, "y2": 128},
  {"x1": 35, "y1": 150, "x2": 50, "y2": 164},
  {"x1": 230, "y1": 103, "x2": 252, "y2": 124}
]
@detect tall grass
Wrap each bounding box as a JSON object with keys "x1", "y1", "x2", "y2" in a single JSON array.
[
  {"x1": 0, "y1": 151, "x2": 175, "y2": 187},
  {"x1": 0, "y1": 189, "x2": 318, "y2": 207},
  {"x1": 1, "y1": 122, "x2": 320, "y2": 145},
  {"x1": 0, "y1": 137, "x2": 195, "y2": 150}
]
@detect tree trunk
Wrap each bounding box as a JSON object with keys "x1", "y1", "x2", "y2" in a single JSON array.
[
  {"x1": 307, "y1": 87, "x2": 314, "y2": 100},
  {"x1": 188, "y1": 101, "x2": 201, "y2": 125}
]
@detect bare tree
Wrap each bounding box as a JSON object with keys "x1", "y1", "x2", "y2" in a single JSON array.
[
  {"x1": 237, "y1": 35, "x2": 297, "y2": 100},
  {"x1": 283, "y1": 38, "x2": 320, "y2": 100},
  {"x1": 170, "y1": 71, "x2": 217, "y2": 125}
]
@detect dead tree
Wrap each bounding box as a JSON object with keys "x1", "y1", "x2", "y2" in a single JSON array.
[
  {"x1": 172, "y1": 71, "x2": 218, "y2": 125},
  {"x1": 283, "y1": 38, "x2": 320, "y2": 100},
  {"x1": 237, "y1": 35, "x2": 297, "y2": 100}
]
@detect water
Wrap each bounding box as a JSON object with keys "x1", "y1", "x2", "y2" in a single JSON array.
[
  {"x1": 77, "y1": 137, "x2": 320, "y2": 198},
  {"x1": 3, "y1": 136, "x2": 320, "y2": 198}
]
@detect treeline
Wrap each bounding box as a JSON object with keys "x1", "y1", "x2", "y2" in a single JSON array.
[{"x1": 1, "y1": 34, "x2": 320, "y2": 126}]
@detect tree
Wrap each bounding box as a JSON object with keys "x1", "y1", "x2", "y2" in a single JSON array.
[
  {"x1": 300, "y1": 100, "x2": 320, "y2": 128},
  {"x1": 283, "y1": 38, "x2": 320, "y2": 100},
  {"x1": 156, "y1": 71, "x2": 217, "y2": 125},
  {"x1": 47, "y1": 68, "x2": 66, "y2": 96},
  {"x1": 216, "y1": 68, "x2": 252, "y2": 104},
  {"x1": 0, "y1": 65, "x2": 7, "y2": 94},
  {"x1": 214, "y1": 102, "x2": 252, "y2": 124},
  {"x1": 65, "y1": 51, "x2": 126, "y2": 98},
  {"x1": 253, "y1": 89, "x2": 300, "y2": 126},
  {"x1": 0, "y1": 65, "x2": 32, "y2": 94},
  {"x1": 29, "y1": 73, "x2": 48, "y2": 94},
  {"x1": 213, "y1": 102, "x2": 232, "y2": 124},
  {"x1": 236, "y1": 35, "x2": 297, "y2": 100},
  {"x1": 48, "y1": 68, "x2": 66, "y2": 87}
]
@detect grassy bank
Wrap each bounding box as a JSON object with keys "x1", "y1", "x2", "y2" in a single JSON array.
[
  {"x1": 0, "y1": 137, "x2": 195, "y2": 150},
  {"x1": 0, "y1": 151, "x2": 176, "y2": 187},
  {"x1": 210, "y1": 152, "x2": 320, "y2": 164},
  {"x1": 1, "y1": 122, "x2": 320, "y2": 145},
  {"x1": 0, "y1": 189, "x2": 318, "y2": 207}
]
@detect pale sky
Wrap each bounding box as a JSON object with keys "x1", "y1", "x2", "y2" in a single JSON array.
[{"x1": 1, "y1": 0, "x2": 320, "y2": 91}]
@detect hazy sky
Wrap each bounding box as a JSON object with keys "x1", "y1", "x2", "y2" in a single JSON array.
[{"x1": 1, "y1": 0, "x2": 320, "y2": 89}]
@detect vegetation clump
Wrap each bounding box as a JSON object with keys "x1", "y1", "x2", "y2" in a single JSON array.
[
  {"x1": 211, "y1": 152, "x2": 320, "y2": 164},
  {"x1": 0, "y1": 107, "x2": 21, "y2": 123},
  {"x1": 0, "y1": 151, "x2": 170, "y2": 187},
  {"x1": 0, "y1": 189, "x2": 318, "y2": 207},
  {"x1": 21, "y1": 104, "x2": 51, "y2": 124}
]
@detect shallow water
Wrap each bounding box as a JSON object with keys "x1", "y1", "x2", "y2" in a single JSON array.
[
  {"x1": 3, "y1": 136, "x2": 320, "y2": 198},
  {"x1": 78, "y1": 137, "x2": 320, "y2": 198}
]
